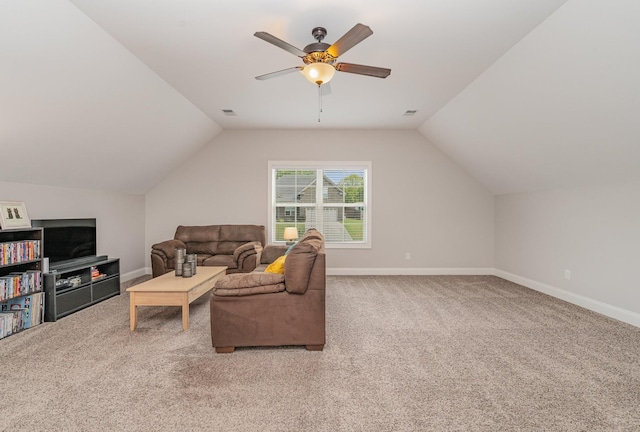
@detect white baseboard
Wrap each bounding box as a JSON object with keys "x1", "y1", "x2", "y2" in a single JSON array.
[
  {"x1": 494, "y1": 269, "x2": 640, "y2": 328},
  {"x1": 327, "y1": 267, "x2": 495, "y2": 276},
  {"x1": 120, "y1": 267, "x2": 149, "y2": 283}
]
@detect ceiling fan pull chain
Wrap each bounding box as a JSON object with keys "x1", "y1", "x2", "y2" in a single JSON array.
[{"x1": 317, "y1": 84, "x2": 322, "y2": 122}]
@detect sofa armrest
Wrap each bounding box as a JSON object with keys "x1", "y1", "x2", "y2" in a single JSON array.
[
  {"x1": 151, "y1": 239, "x2": 186, "y2": 260},
  {"x1": 233, "y1": 241, "x2": 263, "y2": 273},
  {"x1": 150, "y1": 239, "x2": 186, "y2": 278},
  {"x1": 260, "y1": 244, "x2": 288, "y2": 264}
]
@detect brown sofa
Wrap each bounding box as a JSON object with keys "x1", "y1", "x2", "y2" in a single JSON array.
[
  {"x1": 210, "y1": 229, "x2": 326, "y2": 353},
  {"x1": 150, "y1": 225, "x2": 265, "y2": 278}
]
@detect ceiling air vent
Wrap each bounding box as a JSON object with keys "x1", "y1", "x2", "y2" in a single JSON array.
[
  {"x1": 403, "y1": 110, "x2": 418, "y2": 116},
  {"x1": 222, "y1": 109, "x2": 237, "y2": 116}
]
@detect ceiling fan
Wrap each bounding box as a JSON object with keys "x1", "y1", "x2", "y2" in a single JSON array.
[{"x1": 254, "y1": 23, "x2": 391, "y2": 87}]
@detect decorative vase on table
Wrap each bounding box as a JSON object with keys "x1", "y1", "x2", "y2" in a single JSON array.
[
  {"x1": 175, "y1": 248, "x2": 186, "y2": 276},
  {"x1": 186, "y1": 254, "x2": 197, "y2": 275}
]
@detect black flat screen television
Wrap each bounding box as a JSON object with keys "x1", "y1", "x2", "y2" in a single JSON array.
[{"x1": 31, "y1": 218, "x2": 97, "y2": 267}]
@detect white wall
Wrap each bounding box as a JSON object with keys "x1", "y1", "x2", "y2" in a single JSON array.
[
  {"x1": 495, "y1": 180, "x2": 640, "y2": 325},
  {"x1": 0, "y1": 181, "x2": 145, "y2": 279},
  {"x1": 145, "y1": 129, "x2": 495, "y2": 273}
]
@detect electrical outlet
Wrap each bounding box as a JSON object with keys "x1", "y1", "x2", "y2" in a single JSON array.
[
  {"x1": 564, "y1": 269, "x2": 571, "y2": 280},
  {"x1": 405, "y1": 252, "x2": 411, "y2": 260}
]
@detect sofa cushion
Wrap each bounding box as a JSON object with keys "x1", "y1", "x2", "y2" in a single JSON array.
[
  {"x1": 283, "y1": 241, "x2": 317, "y2": 294},
  {"x1": 217, "y1": 241, "x2": 246, "y2": 255},
  {"x1": 202, "y1": 254, "x2": 236, "y2": 269},
  {"x1": 186, "y1": 241, "x2": 218, "y2": 255},
  {"x1": 265, "y1": 255, "x2": 286, "y2": 274},
  {"x1": 253, "y1": 263, "x2": 269, "y2": 272},
  {"x1": 214, "y1": 273, "x2": 285, "y2": 297},
  {"x1": 218, "y1": 224, "x2": 266, "y2": 244},
  {"x1": 175, "y1": 225, "x2": 221, "y2": 242},
  {"x1": 260, "y1": 244, "x2": 288, "y2": 264},
  {"x1": 197, "y1": 254, "x2": 212, "y2": 265},
  {"x1": 174, "y1": 225, "x2": 267, "y2": 255}
]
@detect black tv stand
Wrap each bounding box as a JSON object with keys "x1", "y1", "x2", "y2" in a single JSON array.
[{"x1": 44, "y1": 257, "x2": 120, "y2": 321}]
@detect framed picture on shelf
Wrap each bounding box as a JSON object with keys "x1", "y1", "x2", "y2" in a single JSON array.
[{"x1": 0, "y1": 201, "x2": 31, "y2": 230}]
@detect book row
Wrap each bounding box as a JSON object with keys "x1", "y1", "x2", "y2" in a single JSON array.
[
  {"x1": 0, "y1": 292, "x2": 44, "y2": 339},
  {"x1": 0, "y1": 270, "x2": 42, "y2": 302},
  {"x1": 0, "y1": 240, "x2": 41, "y2": 266}
]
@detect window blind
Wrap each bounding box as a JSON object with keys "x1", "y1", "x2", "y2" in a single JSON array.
[{"x1": 269, "y1": 163, "x2": 370, "y2": 248}]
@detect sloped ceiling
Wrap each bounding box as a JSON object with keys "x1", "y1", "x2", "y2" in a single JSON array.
[
  {"x1": 419, "y1": 0, "x2": 640, "y2": 195},
  {"x1": 5, "y1": 0, "x2": 638, "y2": 196},
  {"x1": 1, "y1": 0, "x2": 221, "y2": 194}
]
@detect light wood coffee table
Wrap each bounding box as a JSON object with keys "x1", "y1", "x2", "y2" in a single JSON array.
[{"x1": 127, "y1": 266, "x2": 227, "y2": 331}]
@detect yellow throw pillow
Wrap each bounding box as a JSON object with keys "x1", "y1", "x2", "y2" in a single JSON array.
[{"x1": 265, "y1": 255, "x2": 286, "y2": 274}]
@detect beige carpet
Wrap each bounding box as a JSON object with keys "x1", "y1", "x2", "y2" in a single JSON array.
[{"x1": 1, "y1": 275, "x2": 639, "y2": 431}]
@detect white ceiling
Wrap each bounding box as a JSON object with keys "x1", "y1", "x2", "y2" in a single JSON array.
[
  {"x1": 2, "y1": 0, "x2": 639, "y2": 196},
  {"x1": 420, "y1": 0, "x2": 640, "y2": 194},
  {"x1": 66, "y1": 0, "x2": 568, "y2": 129}
]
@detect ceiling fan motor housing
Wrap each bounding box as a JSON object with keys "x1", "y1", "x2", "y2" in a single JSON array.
[
  {"x1": 302, "y1": 26, "x2": 334, "y2": 64},
  {"x1": 303, "y1": 48, "x2": 334, "y2": 64}
]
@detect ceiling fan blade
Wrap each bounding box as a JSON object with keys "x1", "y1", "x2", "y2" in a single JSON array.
[
  {"x1": 254, "y1": 32, "x2": 307, "y2": 57},
  {"x1": 335, "y1": 62, "x2": 391, "y2": 78},
  {"x1": 255, "y1": 66, "x2": 303, "y2": 80},
  {"x1": 326, "y1": 24, "x2": 373, "y2": 58}
]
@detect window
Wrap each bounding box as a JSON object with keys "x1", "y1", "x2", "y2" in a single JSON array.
[{"x1": 268, "y1": 161, "x2": 371, "y2": 248}]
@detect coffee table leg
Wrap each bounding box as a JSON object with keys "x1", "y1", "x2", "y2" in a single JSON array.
[
  {"x1": 182, "y1": 295, "x2": 189, "y2": 330},
  {"x1": 130, "y1": 293, "x2": 137, "y2": 331}
]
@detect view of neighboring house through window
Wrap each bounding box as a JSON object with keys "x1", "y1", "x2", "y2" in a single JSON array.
[{"x1": 268, "y1": 162, "x2": 371, "y2": 248}]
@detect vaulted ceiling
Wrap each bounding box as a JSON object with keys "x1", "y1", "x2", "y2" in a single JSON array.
[{"x1": 2, "y1": 0, "x2": 638, "y2": 195}]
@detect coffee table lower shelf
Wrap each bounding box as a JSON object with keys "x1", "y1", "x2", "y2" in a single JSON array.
[{"x1": 127, "y1": 266, "x2": 227, "y2": 331}]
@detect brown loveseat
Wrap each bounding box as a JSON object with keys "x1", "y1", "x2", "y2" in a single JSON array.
[
  {"x1": 210, "y1": 229, "x2": 326, "y2": 353},
  {"x1": 150, "y1": 225, "x2": 265, "y2": 278}
]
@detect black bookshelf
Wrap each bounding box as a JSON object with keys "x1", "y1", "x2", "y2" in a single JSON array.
[{"x1": 0, "y1": 227, "x2": 44, "y2": 339}]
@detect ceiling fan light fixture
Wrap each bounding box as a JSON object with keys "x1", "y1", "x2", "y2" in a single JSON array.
[{"x1": 301, "y1": 62, "x2": 335, "y2": 86}]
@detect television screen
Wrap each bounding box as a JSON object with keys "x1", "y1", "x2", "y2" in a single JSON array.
[{"x1": 31, "y1": 218, "x2": 97, "y2": 265}]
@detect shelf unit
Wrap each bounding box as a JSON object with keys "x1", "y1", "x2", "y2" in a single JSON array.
[
  {"x1": 44, "y1": 258, "x2": 120, "y2": 322},
  {"x1": 0, "y1": 227, "x2": 44, "y2": 339}
]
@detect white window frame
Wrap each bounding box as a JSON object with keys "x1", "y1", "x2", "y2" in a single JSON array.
[{"x1": 268, "y1": 161, "x2": 372, "y2": 249}]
